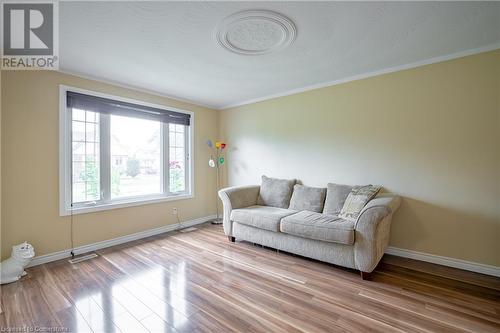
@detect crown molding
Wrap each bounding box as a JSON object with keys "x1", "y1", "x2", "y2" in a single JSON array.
[
  {"x1": 56, "y1": 69, "x2": 219, "y2": 110},
  {"x1": 219, "y1": 42, "x2": 500, "y2": 110}
]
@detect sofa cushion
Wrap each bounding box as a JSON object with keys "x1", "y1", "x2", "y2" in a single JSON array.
[
  {"x1": 339, "y1": 185, "x2": 381, "y2": 221},
  {"x1": 288, "y1": 184, "x2": 326, "y2": 212},
  {"x1": 257, "y1": 175, "x2": 296, "y2": 208},
  {"x1": 323, "y1": 183, "x2": 353, "y2": 216},
  {"x1": 280, "y1": 211, "x2": 355, "y2": 245},
  {"x1": 231, "y1": 205, "x2": 296, "y2": 232}
]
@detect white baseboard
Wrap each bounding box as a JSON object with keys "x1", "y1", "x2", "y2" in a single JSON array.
[
  {"x1": 385, "y1": 246, "x2": 500, "y2": 278},
  {"x1": 27, "y1": 220, "x2": 499, "y2": 278},
  {"x1": 28, "y1": 215, "x2": 216, "y2": 268}
]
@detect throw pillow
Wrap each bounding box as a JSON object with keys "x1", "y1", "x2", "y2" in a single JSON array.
[
  {"x1": 339, "y1": 185, "x2": 381, "y2": 221},
  {"x1": 257, "y1": 175, "x2": 296, "y2": 208},
  {"x1": 323, "y1": 183, "x2": 353, "y2": 216},
  {"x1": 288, "y1": 184, "x2": 327, "y2": 212}
]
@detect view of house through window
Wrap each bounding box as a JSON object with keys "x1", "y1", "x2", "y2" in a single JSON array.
[
  {"x1": 110, "y1": 115, "x2": 162, "y2": 198},
  {"x1": 66, "y1": 91, "x2": 191, "y2": 210}
]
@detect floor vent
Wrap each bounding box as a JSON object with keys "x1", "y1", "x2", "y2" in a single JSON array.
[
  {"x1": 179, "y1": 227, "x2": 197, "y2": 233},
  {"x1": 68, "y1": 253, "x2": 98, "y2": 264}
]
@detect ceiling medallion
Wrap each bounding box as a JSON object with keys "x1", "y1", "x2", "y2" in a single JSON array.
[{"x1": 214, "y1": 10, "x2": 297, "y2": 56}]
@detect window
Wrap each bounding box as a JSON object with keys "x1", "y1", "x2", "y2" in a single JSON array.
[
  {"x1": 169, "y1": 123, "x2": 187, "y2": 193},
  {"x1": 110, "y1": 115, "x2": 162, "y2": 198},
  {"x1": 60, "y1": 86, "x2": 193, "y2": 215}
]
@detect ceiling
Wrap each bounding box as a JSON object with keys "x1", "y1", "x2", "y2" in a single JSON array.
[{"x1": 59, "y1": 2, "x2": 500, "y2": 109}]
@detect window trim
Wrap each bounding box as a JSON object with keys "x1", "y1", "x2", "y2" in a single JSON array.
[{"x1": 59, "y1": 85, "x2": 195, "y2": 216}]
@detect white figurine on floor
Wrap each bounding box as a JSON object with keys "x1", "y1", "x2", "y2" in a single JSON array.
[{"x1": 0, "y1": 242, "x2": 35, "y2": 284}]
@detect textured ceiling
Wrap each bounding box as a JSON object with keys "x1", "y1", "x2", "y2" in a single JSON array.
[{"x1": 59, "y1": 1, "x2": 500, "y2": 109}]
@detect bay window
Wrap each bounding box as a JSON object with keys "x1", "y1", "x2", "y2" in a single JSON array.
[{"x1": 59, "y1": 86, "x2": 193, "y2": 215}]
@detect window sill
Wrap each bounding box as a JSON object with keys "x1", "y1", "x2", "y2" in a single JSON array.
[{"x1": 60, "y1": 193, "x2": 194, "y2": 216}]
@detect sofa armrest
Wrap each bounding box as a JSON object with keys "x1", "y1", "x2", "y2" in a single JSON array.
[
  {"x1": 354, "y1": 194, "x2": 401, "y2": 272},
  {"x1": 218, "y1": 185, "x2": 260, "y2": 236}
]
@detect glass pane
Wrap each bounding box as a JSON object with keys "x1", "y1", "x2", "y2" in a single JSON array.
[
  {"x1": 175, "y1": 148, "x2": 184, "y2": 162},
  {"x1": 72, "y1": 121, "x2": 85, "y2": 142},
  {"x1": 169, "y1": 127, "x2": 186, "y2": 193},
  {"x1": 72, "y1": 142, "x2": 86, "y2": 158},
  {"x1": 86, "y1": 111, "x2": 98, "y2": 123},
  {"x1": 86, "y1": 142, "x2": 98, "y2": 157},
  {"x1": 72, "y1": 162, "x2": 85, "y2": 182},
  {"x1": 72, "y1": 159, "x2": 100, "y2": 201},
  {"x1": 72, "y1": 109, "x2": 100, "y2": 204},
  {"x1": 175, "y1": 133, "x2": 184, "y2": 147},
  {"x1": 169, "y1": 132, "x2": 176, "y2": 146},
  {"x1": 72, "y1": 182, "x2": 86, "y2": 203},
  {"x1": 83, "y1": 160, "x2": 100, "y2": 201},
  {"x1": 110, "y1": 115, "x2": 161, "y2": 198},
  {"x1": 72, "y1": 108, "x2": 86, "y2": 121},
  {"x1": 169, "y1": 164, "x2": 185, "y2": 193},
  {"x1": 85, "y1": 122, "x2": 98, "y2": 142}
]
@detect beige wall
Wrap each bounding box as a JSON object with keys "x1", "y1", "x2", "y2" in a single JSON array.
[
  {"x1": 220, "y1": 50, "x2": 500, "y2": 266},
  {"x1": 1, "y1": 70, "x2": 218, "y2": 260}
]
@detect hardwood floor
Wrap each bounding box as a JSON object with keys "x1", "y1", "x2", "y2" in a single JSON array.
[{"x1": 1, "y1": 223, "x2": 499, "y2": 332}]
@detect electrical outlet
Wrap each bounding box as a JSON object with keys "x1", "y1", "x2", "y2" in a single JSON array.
[{"x1": 172, "y1": 208, "x2": 178, "y2": 216}]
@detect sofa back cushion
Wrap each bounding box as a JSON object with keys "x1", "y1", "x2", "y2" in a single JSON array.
[
  {"x1": 339, "y1": 185, "x2": 381, "y2": 221},
  {"x1": 257, "y1": 176, "x2": 296, "y2": 208},
  {"x1": 323, "y1": 183, "x2": 353, "y2": 216},
  {"x1": 288, "y1": 185, "x2": 326, "y2": 212}
]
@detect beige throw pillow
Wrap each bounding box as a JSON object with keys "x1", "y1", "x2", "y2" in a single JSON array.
[
  {"x1": 288, "y1": 184, "x2": 327, "y2": 212},
  {"x1": 339, "y1": 185, "x2": 381, "y2": 221},
  {"x1": 323, "y1": 183, "x2": 353, "y2": 216},
  {"x1": 257, "y1": 175, "x2": 296, "y2": 208}
]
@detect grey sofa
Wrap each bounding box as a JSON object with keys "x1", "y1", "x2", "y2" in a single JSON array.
[{"x1": 218, "y1": 181, "x2": 401, "y2": 279}]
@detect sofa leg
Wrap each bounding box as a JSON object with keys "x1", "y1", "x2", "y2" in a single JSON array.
[
  {"x1": 360, "y1": 271, "x2": 372, "y2": 280},
  {"x1": 228, "y1": 236, "x2": 235, "y2": 243}
]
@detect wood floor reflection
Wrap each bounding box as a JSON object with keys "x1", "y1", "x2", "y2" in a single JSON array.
[{"x1": 1, "y1": 223, "x2": 499, "y2": 332}]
